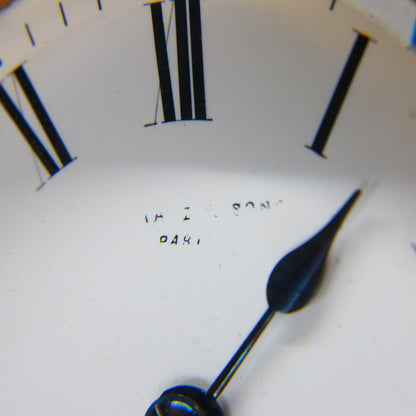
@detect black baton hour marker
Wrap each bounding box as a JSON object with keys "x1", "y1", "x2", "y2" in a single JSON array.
[
  {"x1": 59, "y1": 2, "x2": 68, "y2": 27},
  {"x1": 307, "y1": 32, "x2": 371, "y2": 157},
  {"x1": 25, "y1": 22, "x2": 36, "y2": 46}
]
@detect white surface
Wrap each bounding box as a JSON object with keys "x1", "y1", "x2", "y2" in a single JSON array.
[
  {"x1": 346, "y1": 0, "x2": 416, "y2": 44},
  {"x1": 0, "y1": 1, "x2": 415, "y2": 415}
]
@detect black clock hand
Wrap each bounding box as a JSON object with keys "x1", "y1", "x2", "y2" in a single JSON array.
[
  {"x1": 146, "y1": 189, "x2": 361, "y2": 416},
  {"x1": 207, "y1": 188, "x2": 361, "y2": 400}
]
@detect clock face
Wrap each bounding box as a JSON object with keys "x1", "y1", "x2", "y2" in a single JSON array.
[{"x1": 1, "y1": 0, "x2": 415, "y2": 415}]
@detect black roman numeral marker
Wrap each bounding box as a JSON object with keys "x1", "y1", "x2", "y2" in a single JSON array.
[
  {"x1": 146, "y1": 0, "x2": 208, "y2": 124},
  {"x1": 0, "y1": 65, "x2": 73, "y2": 177},
  {"x1": 307, "y1": 32, "x2": 371, "y2": 157}
]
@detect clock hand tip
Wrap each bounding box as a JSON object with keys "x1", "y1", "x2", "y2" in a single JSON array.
[
  {"x1": 267, "y1": 188, "x2": 361, "y2": 314},
  {"x1": 346, "y1": 188, "x2": 361, "y2": 209}
]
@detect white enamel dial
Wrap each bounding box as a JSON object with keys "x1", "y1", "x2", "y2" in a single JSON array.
[{"x1": 1, "y1": 1, "x2": 415, "y2": 415}]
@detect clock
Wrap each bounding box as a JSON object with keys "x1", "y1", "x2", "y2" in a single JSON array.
[{"x1": 1, "y1": 1, "x2": 415, "y2": 415}]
